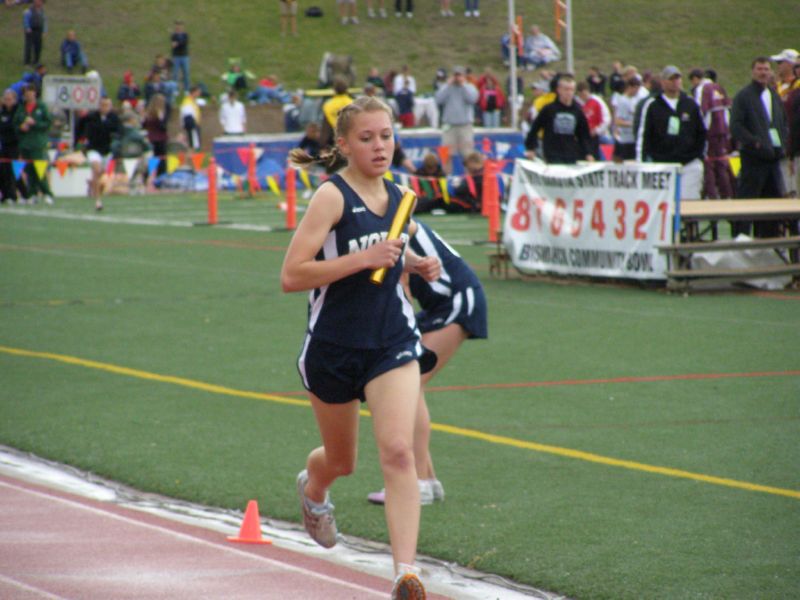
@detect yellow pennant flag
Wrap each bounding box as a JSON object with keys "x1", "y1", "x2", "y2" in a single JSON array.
[
  {"x1": 298, "y1": 169, "x2": 311, "y2": 191},
  {"x1": 166, "y1": 154, "x2": 180, "y2": 174},
  {"x1": 728, "y1": 156, "x2": 741, "y2": 178},
  {"x1": 266, "y1": 175, "x2": 282, "y2": 197},
  {"x1": 34, "y1": 160, "x2": 48, "y2": 181},
  {"x1": 439, "y1": 177, "x2": 450, "y2": 204},
  {"x1": 383, "y1": 171, "x2": 394, "y2": 181}
]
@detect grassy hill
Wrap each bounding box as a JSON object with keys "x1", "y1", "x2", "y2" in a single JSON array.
[{"x1": 1, "y1": 0, "x2": 797, "y2": 112}]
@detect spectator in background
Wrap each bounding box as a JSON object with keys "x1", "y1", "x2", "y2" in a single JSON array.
[
  {"x1": 395, "y1": 0, "x2": 413, "y2": 18},
  {"x1": 170, "y1": 21, "x2": 191, "y2": 93},
  {"x1": 730, "y1": 57, "x2": 790, "y2": 236},
  {"x1": 785, "y1": 63, "x2": 800, "y2": 197},
  {"x1": 298, "y1": 121, "x2": 322, "y2": 159},
  {"x1": 689, "y1": 68, "x2": 735, "y2": 199},
  {"x1": 248, "y1": 74, "x2": 292, "y2": 104},
  {"x1": 60, "y1": 30, "x2": 89, "y2": 74},
  {"x1": 771, "y1": 49, "x2": 800, "y2": 197},
  {"x1": 144, "y1": 70, "x2": 174, "y2": 119},
  {"x1": 449, "y1": 150, "x2": 484, "y2": 212},
  {"x1": 321, "y1": 77, "x2": 353, "y2": 148},
  {"x1": 13, "y1": 84, "x2": 54, "y2": 205},
  {"x1": 612, "y1": 76, "x2": 643, "y2": 161},
  {"x1": 117, "y1": 71, "x2": 142, "y2": 110},
  {"x1": 219, "y1": 89, "x2": 246, "y2": 135},
  {"x1": 151, "y1": 54, "x2": 178, "y2": 101},
  {"x1": 142, "y1": 93, "x2": 168, "y2": 177},
  {"x1": 477, "y1": 70, "x2": 506, "y2": 128},
  {"x1": 365, "y1": 67, "x2": 386, "y2": 95},
  {"x1": 82, "y1": 96, "x2": 122, "y2": 211},
  {"x1": 392, "y1": 66, "x2": 417, "y2": 103},
  {"x1": 772, "y1": 49, "x2": 799, "y2": 100},
  {"x1": 280, "y1": 0, "x2": 299, "y2": 36},
  {"x1": 283, "y1": 93, "x2": 302, "y2": 132},
  {"x1": 180, "y1": 85, "x2": 203, "y2": 151},
  {"x1": 464, "y1": 0, "x2": 479, "y2": 17},
  {"x1": 522, "y1": 25, "x2": 561, "y2": 71},
  {"x1": 586, "y1": 66, "x2": 607, "y2": 97},
  {"x1": 23, "y1": 0, "x2": 46, "y2": 66},
  {"x1": 576, "y1": 80, "x2": 611, "y2": 160},
  {"x1": 112, "y1": 112, "x2": 152, "y2": 195},
  {"x1": 338, "y1": 0, "x2": 359, "y2": 25},
  {"x1": 222, "y1": 62, "x2": 255, "y2": 94},
  {"x1": 411, "y1": 153, "x2": 447, "y2": 213},
  {"x1": 0, "y1": 89, "x2": 28, "y2": 204},
  {"x1": 608, "y1": 60, "x2": 625, "y2": 95},
  {"x1": 393, "y1": 68, "x2": 415, "y2": 128},
  {"x1": 525, "y1": 75, "x2": 593, "y2": 164},
  {"x1": 637, "y1": 66, "x2": 707, "y2": 200},
  {"x1": 366, "y1": 0, "x2": 387, "y2": 18},
  {"x1": 435, "y1": 65, "x2": 478, "y2": 172}
]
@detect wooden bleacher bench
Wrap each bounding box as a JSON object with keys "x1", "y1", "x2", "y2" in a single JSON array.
[{"x1": 657, "y1": 235, "x2": 800, "y2": 291}]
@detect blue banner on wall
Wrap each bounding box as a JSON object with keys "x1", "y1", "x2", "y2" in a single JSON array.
[{"x1": 213, "y1": 128, "x2": 525, "y2": 178}]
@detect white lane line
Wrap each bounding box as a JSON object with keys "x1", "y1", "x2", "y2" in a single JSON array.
[
  {"x1": 0, "y1": 573, "x2": 69, "y2": 600},
  {"x1": 0, "y1": 480, "x2": 385, "y2": 598}
]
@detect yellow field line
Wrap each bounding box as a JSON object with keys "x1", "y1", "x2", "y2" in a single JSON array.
[{"x1": 2, "y1": 344, "x2": 798, "y2": 500}]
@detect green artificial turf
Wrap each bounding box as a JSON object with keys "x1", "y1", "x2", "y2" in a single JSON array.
[{"x1": 1, "y1": 197, "x2": 799, "y2": 598}]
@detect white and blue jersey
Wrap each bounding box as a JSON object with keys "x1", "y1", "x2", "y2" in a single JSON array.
[{"x1": 409, "y1": 220, "x2": 488, "y2": 339}]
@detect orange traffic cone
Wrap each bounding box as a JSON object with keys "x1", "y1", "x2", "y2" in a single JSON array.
[{"x1": 227, "y1": 500, "x2": 272, "y2": 545}]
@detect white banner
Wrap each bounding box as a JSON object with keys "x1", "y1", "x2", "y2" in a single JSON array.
[
  {"x1": 42, "y1": 75, "x2": 103, "y2": 111},
  {"x1": 504, "y1": 160, "x2": 679, "y2": 280}
]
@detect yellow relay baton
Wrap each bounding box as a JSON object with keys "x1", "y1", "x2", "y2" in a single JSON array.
[{"x1": 369, "y1": 191, "x2": 416, "y2": 285}]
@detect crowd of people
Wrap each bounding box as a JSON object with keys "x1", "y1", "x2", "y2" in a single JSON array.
[
  {"x1": 520, "y1": 50, "x2": 800, "y2": 238},
  {"x1": 3, "y1": 1, "x2": 799, "y2": 226}
]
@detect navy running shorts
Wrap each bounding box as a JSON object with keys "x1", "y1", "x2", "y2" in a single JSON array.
[{"x1": 297, "y1": 336, "x2": 437, "y2": 404}]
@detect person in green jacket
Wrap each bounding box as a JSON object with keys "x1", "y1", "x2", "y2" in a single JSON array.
[{"x1": 14, "y1": 84, "x2": 54, "y2": 204}]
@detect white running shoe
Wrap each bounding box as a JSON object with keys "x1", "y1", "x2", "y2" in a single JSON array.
[
  {"x1": 391, "y1": 565, "x2": 426, "y2": 600},
  {"x1": 473, "y1": 9, "x2": 480, "y2": 16},
  {"x1": 296, "y1": 469, "x2": 337, "y2": 548},
  {"x1": 367, "y1": 479, "x2": 445, "y2": 506},
  {"x1": 379, "y1": 8, "x2": 387, "y2": 17},
  {"x1": 44, "y1": 195, "x2": 54, "y2": 205},
  {"x1": 368, "y1": 7, "x2": 375, "y2": 17}
]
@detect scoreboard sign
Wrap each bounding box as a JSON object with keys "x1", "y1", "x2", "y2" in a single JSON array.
[{"x1": 43, "y1": 75, "x2": 103, "y2": 110}]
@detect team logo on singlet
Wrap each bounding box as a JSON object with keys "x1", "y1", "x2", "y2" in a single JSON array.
[{"x1": 347, "y1": 232, "x2": 410, "y2": 254}]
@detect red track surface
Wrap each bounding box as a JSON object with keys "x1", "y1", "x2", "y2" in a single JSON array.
[{"x1": 0, "y1": 474, "x2": 448, "y2": 599}]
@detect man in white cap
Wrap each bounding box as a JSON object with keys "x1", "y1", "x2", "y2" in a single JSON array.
[
  {"x1": 771, "y1": 49, "x2": 799, "y2": 100},
  {"x1": 771, "y1": 49, "x2": 799, "y2": 196},
  {"x1": 636, "y1": 65, "x2": 707, "y2": 200}
]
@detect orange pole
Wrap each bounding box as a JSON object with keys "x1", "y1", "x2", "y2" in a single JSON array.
[
  {"x1": 483, "y1": 159, "x2": 500, "y2": 242},
  {"x1": 285, "y1": 168, "x2": 297, "y2": 230},
  {"x1": 207, "y1": 157, "x2": 218, "y2": 225},
  {"x1": 247, "y1": 142, "x2": 257, "y2": 197}
]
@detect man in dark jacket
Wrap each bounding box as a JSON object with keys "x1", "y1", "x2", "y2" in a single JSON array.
[
  {"x1": 730, "y1": 57, "x2": 790, "y2": 237},
  {"x1": 636, "y1": 65, "x2": 706, "y2": 199},
  {"x1": 0, "y1": 89, "x2": 28, "y2": 204},
  {"x1": 81, "y1": 96, "x2": 122, "y2": 211},
  {"x1": 524, "y1": 75, "x2": 594, "y2": 164},
  {"x1": 13, "y1": 84, "x2": 54, "y2": 204}
]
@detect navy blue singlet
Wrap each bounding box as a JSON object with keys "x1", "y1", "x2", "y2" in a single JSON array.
[
  {"x1": 408, "y1": 219, "x2": 488, "y2": 339},
  {"x1": 306, "y1": 174, "x2": 419, "y2": 349}
]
